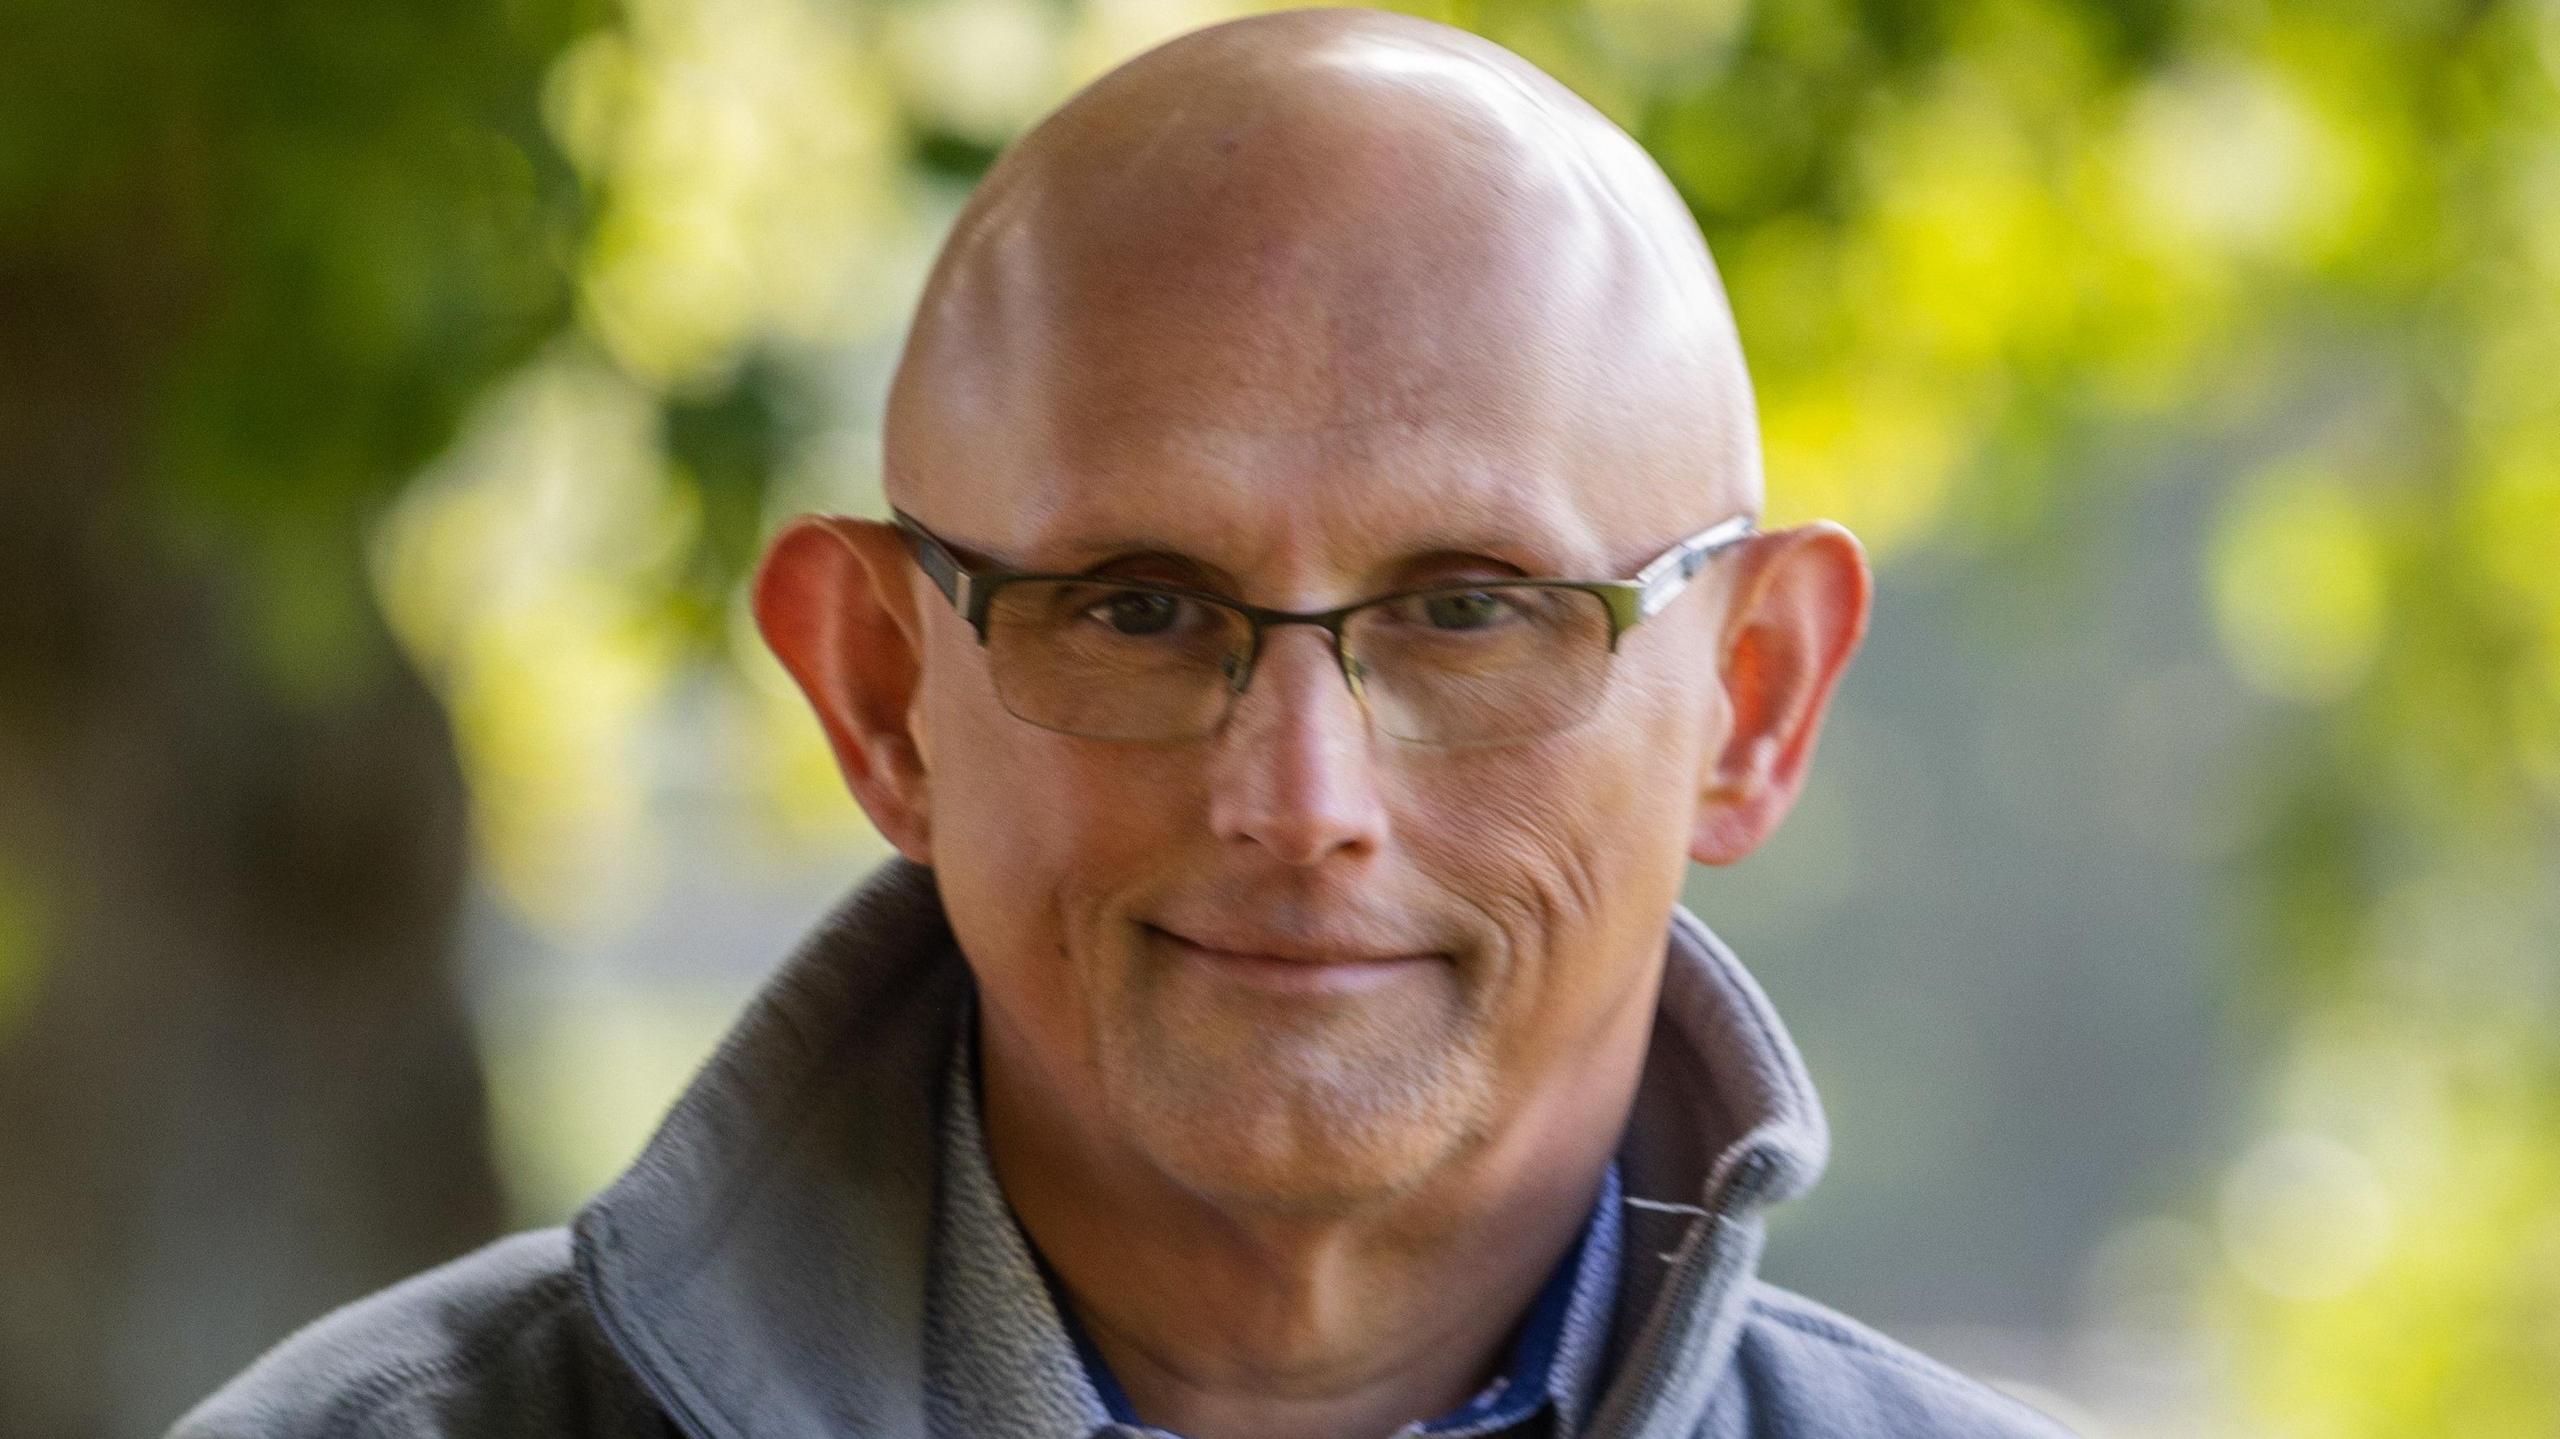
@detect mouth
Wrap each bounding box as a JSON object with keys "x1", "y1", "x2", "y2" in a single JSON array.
[{"x1": 1144, "y1": 923, "x2": 1446, "y2": 996}]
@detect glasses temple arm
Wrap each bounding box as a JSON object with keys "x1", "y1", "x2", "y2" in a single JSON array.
[
  {"x1": 893, "y1": 511, "x2": 976, "y2": 618},
  {"x1": 1632, "y1": 514, "x2": 1757, "y2": 619}
]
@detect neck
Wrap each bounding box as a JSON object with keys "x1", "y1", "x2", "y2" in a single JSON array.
[{"x1": 979, "y1": 1013, "x2": 1648, "y2": 1439}]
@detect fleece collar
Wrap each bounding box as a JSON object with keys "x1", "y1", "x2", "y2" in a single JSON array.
[{"x1": 572, "y1": 859, "x2": 1828, "y2": 1439}]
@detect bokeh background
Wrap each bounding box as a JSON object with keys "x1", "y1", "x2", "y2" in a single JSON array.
[{"x1": 3, "y1": 0, "x2": 2555, "y2": 1433}]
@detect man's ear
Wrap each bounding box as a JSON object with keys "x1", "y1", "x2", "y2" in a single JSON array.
[
  {"x1": 752, "y1": 514, "x2": 935, "y2": 863},
  {"x1": 1691, "y1": 521, "x2": 1873, "y2": 866}
]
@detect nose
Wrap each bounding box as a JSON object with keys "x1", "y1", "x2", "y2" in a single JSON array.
[{"x1": 1204, "y1": 625, "x2": 1388, "y2": 867}]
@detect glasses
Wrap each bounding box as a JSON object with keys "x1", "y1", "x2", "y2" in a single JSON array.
[{"x1": 891, "y1": 506, "x2": 1756, "y2": 748}]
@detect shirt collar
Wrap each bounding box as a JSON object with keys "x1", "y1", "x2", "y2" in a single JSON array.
[{"x1": 927, "y1": 1002, "x2": 1625, "y2": 1439}]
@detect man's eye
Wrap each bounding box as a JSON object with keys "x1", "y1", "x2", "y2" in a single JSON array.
[
  {"x1": 1419, "y1": 590, "x2": 1511, "y2": 631},
  {"x1": 1087, "y1": 590, "x2": 1186, "y2": 636}
]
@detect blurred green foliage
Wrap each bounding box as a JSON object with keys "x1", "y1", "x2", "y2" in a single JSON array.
[
  {"x1": 0, "y1": 0, "x2": 600, "y2": 704},
  {"x1": 5, "y1": 0, "x2": 2554, "y2": 1430}
]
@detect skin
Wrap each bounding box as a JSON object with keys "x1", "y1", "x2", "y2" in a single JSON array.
[{"x1": 753, "y1": 10, "x2": 1871, "y2": 1439}]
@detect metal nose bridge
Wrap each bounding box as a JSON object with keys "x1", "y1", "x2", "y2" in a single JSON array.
[{"x1": 1221, "y1": 613, "x2": 1368, "y2": 704}]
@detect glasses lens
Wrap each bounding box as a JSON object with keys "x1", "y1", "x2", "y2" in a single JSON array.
[
  {"x1": 983, "y1": 580, "x2": 1252, "y2": 740},
  {"x1": 1344, "y1": 585, "x2": 1615, "y2": 745}
]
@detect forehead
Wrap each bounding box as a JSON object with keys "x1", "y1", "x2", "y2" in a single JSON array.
[
  {"x1": 998, "y1": 404, "x2": 1606, "y2": 577},
  {"x1": 911, "y1": 388, "x2": 1732, "y2": 601},
  {"x1": 902, "y1": 248, "x2": 1730, "y2": 580}
]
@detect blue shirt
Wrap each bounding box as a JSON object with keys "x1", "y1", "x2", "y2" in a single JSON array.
[{"x1": 926, "y1": 1006, "x2": 1625, "y2": 1439}]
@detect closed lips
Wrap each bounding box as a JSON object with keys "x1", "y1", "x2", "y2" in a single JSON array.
[{"x1": 1145, "y1": 923, "x2": 1440, "y2": 967}]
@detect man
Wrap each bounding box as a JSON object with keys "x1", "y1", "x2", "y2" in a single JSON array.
[{"x1": 175, "y1": 8, "x2": 2076, "y2": 1438}]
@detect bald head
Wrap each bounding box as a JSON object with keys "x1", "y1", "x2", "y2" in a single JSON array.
[{"x1": 885, "y1": 7, "x2": 1760, "y2": 547}]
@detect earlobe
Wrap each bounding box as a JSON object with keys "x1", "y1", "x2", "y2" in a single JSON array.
[
  {"x1": 751, "y1": 514, "x2": 936, "y2": 863},
  {"x1": 1689, "y1": 522, "x2": 1873, "y2": 867},
  {"x1": 1690, "y1": 736, "x2": 1777, "y2": 867}
]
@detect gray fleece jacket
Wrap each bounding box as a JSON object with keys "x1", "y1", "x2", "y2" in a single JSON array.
[{"x1": 170, "y1": 859, "x2": 2079, "y2": 1439}]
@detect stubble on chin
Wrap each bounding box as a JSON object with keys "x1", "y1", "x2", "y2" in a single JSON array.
[{"x1": 1088, "y1": 948, "x2": 1503, "y2": 1217}]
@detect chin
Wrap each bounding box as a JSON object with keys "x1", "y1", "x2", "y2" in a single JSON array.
[{"x1": 1091, "y1": 973, "x2": 1501, "y2": 1216}]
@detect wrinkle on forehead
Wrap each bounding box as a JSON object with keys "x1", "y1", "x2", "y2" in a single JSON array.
[{"x1": 884, "y1": 9, "x2": 1761, "y2": 556}]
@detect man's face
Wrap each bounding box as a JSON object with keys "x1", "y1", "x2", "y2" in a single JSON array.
[
  {"x1": 779, "y1": 12, "x2": 1809, "y2": 1220},
  {"x1": 907, "y1": 232, "x2": 1741, "y2": 1215}
]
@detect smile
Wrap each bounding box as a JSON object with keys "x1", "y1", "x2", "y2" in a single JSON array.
[{"x1": 1145, "y1": 924, "x2": 1445, "y2": 996}]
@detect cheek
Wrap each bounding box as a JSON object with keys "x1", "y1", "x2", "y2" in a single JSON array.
[
  {"x1": 917, "y1": 650, "x2": 1199, "y2": 1052},
  {"x1": 919, "y1": 626, "x2": 1173, "y2": 865},
  {"x1": 1405, "y1": 678, "x2": 1701, "y2": 1040},
  {"x1": 928, "y1": 692, "x2": 1197, "y2": 884}
]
